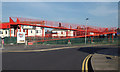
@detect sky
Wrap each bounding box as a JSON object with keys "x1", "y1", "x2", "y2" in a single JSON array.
[{"x1": 2, "y1": 2, "x2": 118, "y2": 28}]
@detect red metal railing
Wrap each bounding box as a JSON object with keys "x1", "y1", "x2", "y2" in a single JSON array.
[
  {"x1": 11, "y1": 17, "x2": 116, "y2": 33},
  {"x1": 7, "y1": 17, "x2": 117, "y2": 43}
]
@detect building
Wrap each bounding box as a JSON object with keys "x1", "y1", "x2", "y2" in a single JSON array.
[
  {"x1": 0, "y1": 25, "x2": 45, "y2": 38},
  {"x1": 45, "y1": 30, "x2": 52, "y2": 38},
  {"x1": 52, "y1": 29, "x2": 74, "y2": 38},
  {"x1": 0, "y1": 29, "x2": 10, "y2": 37},
  {"x1": 23, "y1": 26, "x2": 44, "y2": 37}
]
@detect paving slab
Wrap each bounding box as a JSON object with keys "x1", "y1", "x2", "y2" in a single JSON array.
[{"x1": 91, "y1": 53, "x2": 118, "y2": 71}]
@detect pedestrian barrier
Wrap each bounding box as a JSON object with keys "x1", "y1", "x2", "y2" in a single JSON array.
[
  {"x1": 4, "y1": 37, "x2": 17, "y2": 45},
  {"x1": 3, "y1": 36, "x2": 118, "y2": 45},
  {"x1": 35, "y1": 37, "x2": 118, "y2": 45}
]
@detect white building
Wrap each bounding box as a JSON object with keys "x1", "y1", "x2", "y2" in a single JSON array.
[
  {"x1": 0, "y1": 25, "x2": 45, "y2": 37},
  {"x1": 0, "y1": 29, "x2": 10, "y2": 37},
  {"x1": 22, "y1": 25, "x2": 45, "y2": 37},
  {"x1": 52, "y1": 29, "x2": 73, "y2": 38}
]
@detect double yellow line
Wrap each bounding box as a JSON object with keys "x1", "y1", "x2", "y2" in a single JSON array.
[{"x1": 82, "y1": 54, "x2": 92, "y2": 72}]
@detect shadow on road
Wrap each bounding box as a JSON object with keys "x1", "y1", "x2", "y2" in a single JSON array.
[{"x1": 78, "y1": 46, "x2": 118, "y2": 56}]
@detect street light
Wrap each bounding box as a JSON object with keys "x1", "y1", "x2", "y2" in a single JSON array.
[{"x1": 85, "y1": 18, "x2": 89, "y2": 44}]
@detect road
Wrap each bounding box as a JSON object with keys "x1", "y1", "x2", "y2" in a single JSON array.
[
  {"x1": 2, "y1": 45, "x2": 118, "y2": 71},
  {"x1": 2, "y1": 48, "x2": 89, "y2": 70}
]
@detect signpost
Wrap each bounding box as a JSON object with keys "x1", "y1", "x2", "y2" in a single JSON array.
[
  {"x1": 17, "y1": 32, "x2": 25, "y2": 43},
  {"x1": 1, "y1": 35, "x2": 4, "y2": 49}
]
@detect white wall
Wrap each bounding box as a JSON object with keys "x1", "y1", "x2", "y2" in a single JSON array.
[
  {"x1": 35, "y1": 29, "x2": 43, "y2": 36},
  {"x1": 0, "y1": 29, "x2": 10, "y2": 37},
  {"x1": 23, "y1": 25, "x2": 33, "y2": 29},
  {"x1": 3, "y1": 30, "x2": 9, "y2": 37},
  {"x1": 67, "y1": 30, "x2": 73, "y2": 36},
  {"x1": 52, "y1": 30, "x2": 74, "y2": 37},
  {"x1": 52, "y1": 30, "x2": 66, "y2": 37},
  {"x1": 0, "y1": 26, "x2": 45, "y2": 37},
  {"x1": 28, "y1": 29, "x2": 35, "y2": 36},
  {"x1": 28, "y1": 28, "x2": 44, "y2": 37},
  {"x1": 0, "y1": 29, "x2": 4, "y2": 37}
]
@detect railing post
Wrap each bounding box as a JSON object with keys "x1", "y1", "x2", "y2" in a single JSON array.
[
  {"x1": 10, "y1": 28, "x2": 11, "y2": 39},
  {"x1": 42, "y1": 27, "x2": 44, "y2": 42},
  {"x1": 112, "y1": 34, "x2": 114, "y2": 42}
]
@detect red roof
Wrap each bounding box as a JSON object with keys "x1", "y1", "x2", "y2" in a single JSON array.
[{"x1": 0, "y1": 23, "x2": 10, "y2": 29}]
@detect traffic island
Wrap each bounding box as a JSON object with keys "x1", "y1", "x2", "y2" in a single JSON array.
[{"x1": 91, "y1": 53, "x2": 118, "y2": 72}]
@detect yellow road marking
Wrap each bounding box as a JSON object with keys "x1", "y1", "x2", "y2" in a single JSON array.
[
  {"x1": 85, "y1": 54, "x2": 92, "y2": 72},
  {"x1": 82, "y1": 54, "x2": 92, "y2": 72},
  {"x1": 82, "y1": 54, "x2": 90, "y2": 72}
]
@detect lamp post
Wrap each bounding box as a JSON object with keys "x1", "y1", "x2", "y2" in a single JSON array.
[{"x1": 85, "y1": 18, "x2": 89, "y2": 44}]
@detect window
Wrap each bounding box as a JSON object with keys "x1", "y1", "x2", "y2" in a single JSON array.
[
  {"x1": 23, "y1": 29, "x2": 25, "y2": 32},
  {"x1": 39, "y1": 30, "x2": 41, "y2": 33},
  {"x1": 6, "y1": 31, "x2": 7, "y2": 34},
  {"x1": 52, "y1": 31, "x2": 57, "y2": 34},
  {"x1": 11, "y1": 30, "x2": 13, "y2": 34},
  {"x1": 0, "y1": 31, "x2": 3, "y2": 34},
  {"x1": 25, "y1": 30, "x2": 26, "y2": 34},
  {"x1": 61, "y1": 32, "x2": 63, "y2": 34},
  {"x1": 36, "y1": 30, "x2": 38, "y2": 33}
]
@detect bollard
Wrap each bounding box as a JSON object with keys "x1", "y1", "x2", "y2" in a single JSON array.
[
  {"x1": 68, "y1": 40, "x2": 71, "y2": 45},
  {"x1": 25, "y1": 41, "x2": 28, "y2": 45}
]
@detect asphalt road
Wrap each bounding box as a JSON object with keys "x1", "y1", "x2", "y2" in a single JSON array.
[
  {"x1": 2, "y1": 47, "x2": 89, "y2": 70},
  {"x1": 2, "y1": 45, "x2": 118, "y2": 71}
]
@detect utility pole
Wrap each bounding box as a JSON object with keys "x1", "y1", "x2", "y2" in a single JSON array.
[{"x1": 85, "y1": 18, "x2": 89, "y2": 44}]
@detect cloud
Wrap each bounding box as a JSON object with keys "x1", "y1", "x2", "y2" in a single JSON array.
[{"x1": 89, "y1": 3, "x2": 118, "y2": 16}]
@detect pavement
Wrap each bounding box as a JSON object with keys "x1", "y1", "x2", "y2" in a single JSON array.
[
  {"x1": 91, "y1": 45, "x2": 119, "y2": 72},
  {"x1": 1, "y1": 43, "x2": 116, "y2": 52}
]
